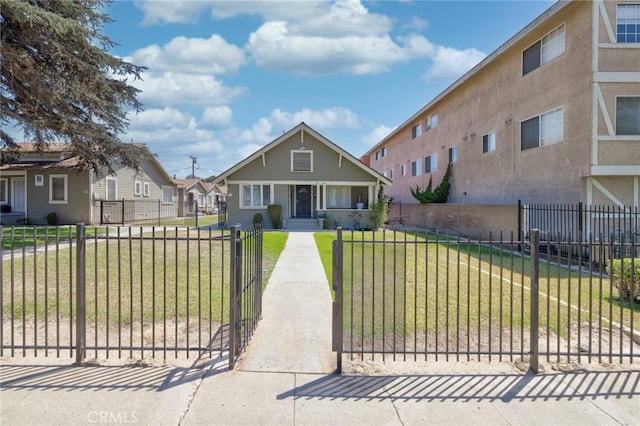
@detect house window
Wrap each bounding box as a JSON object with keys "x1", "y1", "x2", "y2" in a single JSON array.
[
  {"x1": 617, "y1": 4, "x2": 640, "y2": 43},
  {"x1": 427, "y1": 112, "x2": 438, "y2": 130},
  {"x1": 0, "y1": 179, "x2": 7, "y2": 204},
  {"x1": 106, "y1": 177, "x2": 117, "y2": 200},
  {"x1": 521, "y1": 106, "x2": 564, "y2": 150},
  {"x1": 616, "y1": 96, "x2": 640, "y2": 135},
  {"x1": 381, "y1": 147, "x2": 388, "y2": 157},
  {"x1": 241, "y1": 184, "x2": 271, "y2": 208},
  {"x1": 134, "y1": 181, "x2": 142, "y2": 196},
  {"x1": 448, "y1": 146, "x2": 458, "y2": 163},
  {"x1": 523, "y1": 23, "x2": 565, "y2": 75},
  {"x1": 327, "y1": 185, "x2": 350, "y2": 209},
  {"x1": 291, "y1": 151, "x2": 313, "y2": 172},
  {"x1": 483, "y1": 132, "x2": 496, "y2": 153},
  {"x1": 143, "y1": 182, "x2": 150, "y2": 197},
  {"x1": 411, "y1": 123, "x2": 422, "y2": 139},
  {"x1": 401, "y1": 164, "x2": 406, "y2": 176},
  {"x1": 411, "y1": 159, "x2": 422, "y2": 176},
  {"x1": 162, "y1": 186, "x2": 173, "y2": 203},
  {"x1": 49, "y1": 174, "x2": 68, "y2": 203},
  {"x1": 425, "y1": 154, "x2": 438, "y2": 173}
]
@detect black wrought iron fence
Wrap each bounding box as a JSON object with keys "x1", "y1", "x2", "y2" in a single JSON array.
[
  {"x1": 333, "y1": 228, "x2": 639, "y2": 373},
  {"x1": 99, "y1": 199, "x2": 199, "y2": 227},
  {"x1": 1, "y1": 223, "x2": 263, "y2": 367}
]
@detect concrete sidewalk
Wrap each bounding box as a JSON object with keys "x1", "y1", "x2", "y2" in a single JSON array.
[{"x1": 1, "y1": 232, "x2": 639, "y2": 425}]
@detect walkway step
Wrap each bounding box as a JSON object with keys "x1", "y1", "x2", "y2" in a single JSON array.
[{"x1": 237, "y1": 232, "x2": 335, "y2": 374}]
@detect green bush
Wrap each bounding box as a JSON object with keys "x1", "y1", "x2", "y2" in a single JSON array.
[
  {"x1": 253, "y1": 213, "x2": 263, "y2": 226},
  {"x1": 45, "y1": 212, "x2": 57, "y2": 225},
  {"x1": 267, "y1": 205, "x2": 282, "y2": 229},
  {"x1": 609, "y1": 258, "x2": 640, "y2": 302},
  {"x1": 370, "y1": 201, "x2": 387, "y2": 230}
]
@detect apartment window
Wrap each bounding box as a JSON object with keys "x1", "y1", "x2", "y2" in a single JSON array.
[
  {"x1": 448, "y1": 146, "x2": 458, "y2": 163},
  {"x1": 162, "y1": 186, "x2": 173, "y2": 203},
  {"x1": 242, "y1": 184, "x2": 271, "y2": 208},
  {"x1": 375, "y1": 151, "x2": 380, "y2": 160},
  {"x1": 291, "y1": 150, "x2": 313, "y2": 172},
  {"x1": 401, "y1": 164, "x2": 406, "y2": 176},
  {"x1": 411, "y1": 123, "x2": 422, "y2": 139},
  {"x1": 617, "y1": 4, "x2": 640, "y2": 43},
  {"x1": 389, "y1": 169, "x2": 394, "y2": 179},
  {"x1": 411, "y1": 159, "x2": 422, "y2": 176},
  {"x1": 381, "y1": 147, "x2": 388, "y2": 157},
  {"x1": 616, "y1": 96, "x2": 640, "y2": 135},
  {"x1": 0, "y1": 179, "x2": 7, "y2": 204},
  {"x1": 382, "y1": 171, "x2": 387, "y2": 177},
  {"x1": 134, "y1": 181, "x2": 142, "y2": 196},
  {"x1": 523, "y1": 24, "x2": 565, "y2": 75},
  {"x1": 106, "y1": 177, "x2": 117, "y2": 200},
  {"x1": 521, "y1": 106, "x2": 564, "y2": 150},
  {"x1": 427, "y1": 113, "x2": 438, "y2": 130},
  {"x1": 425, "y1": 154, "x2": 438, "y2": 173},
  {"x1": 143, "y1": 182, "x2": 150, "y2": 197},
  {"x1": 483, "y1": 132, "x2": 496, "y2": 153},
  {"x1": 49, "y1": 174, "x2": 68, "y2": 203}
]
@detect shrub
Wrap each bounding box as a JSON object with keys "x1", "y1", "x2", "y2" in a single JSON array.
[
  {"x1": 45, "y1": 212, "x2": 57, "y2": 225},
  {"x1": 267, "y1": 205, "x2": 282, "y2": 229},
  {"x1": 253, "y1": 213, "x2": 263, "y2": 226},
  {"x1": 370, "y1": 201, "x2": 387, "y2": 230},
  {"x1": 609, "y1": 258, "x2": 640, "y2": 302},
  {"x1": 410, "y1": 162, "x2": 452, "y2": 204}
]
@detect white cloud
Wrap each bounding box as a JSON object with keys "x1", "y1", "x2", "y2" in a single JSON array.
[
  {"x1": 129, "y1": 35, "x2": 246, "y2": 75},
  {"x1": 134, "y1": 72, "x2": 246, "y2": 107},
  {"x1": 247, "y1": 22, "x2": 433, "y2": 75},
  {"x1": 269, "y1": 107, "x2": 359, "y2": 130},
  {"x1": 403, "y1": 15, "x2": 428, "y2": 31},
  {"x1": 128, "y1": 107, "x2": 193, "y2": 130},
  {"x1": 424, "y1": 46, "x2": 486, "y2": 81},
  {"x1": 135, "y1": 0, "x2": 216, "y2": 25},
  {"x1": 201, "y1": 106, "x2": 233, "y2": 128},
  {"x1": 362, "y1": 125, "x2": 396, "y2": 147}
]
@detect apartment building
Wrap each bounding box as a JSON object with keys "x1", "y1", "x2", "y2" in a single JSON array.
[{"x1": 364, "y1": 0, "x2": 639, "y2": 208}]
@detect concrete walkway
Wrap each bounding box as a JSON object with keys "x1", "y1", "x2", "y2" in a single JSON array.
[{"x1": 1, "y1": 232, "x2": 639, "y2": 425}]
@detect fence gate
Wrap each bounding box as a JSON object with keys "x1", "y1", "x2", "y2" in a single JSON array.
[
  {"x1": 99, "y1": 200, "x2": 124, "y2": 225},
  {"x1": 332, "y1": 227, "x2": 639, "y2": 373}
]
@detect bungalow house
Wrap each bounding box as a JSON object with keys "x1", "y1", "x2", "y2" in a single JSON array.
[
  {"x1": 203, "y1": 182, "x2": 227, "y2": 214},
  {"x1": 213, "y1": 122, "x2": 391, "y2": 230},
  {"x1": 0, "y1": 142, "x2": 177, "y2": 225},
  {"x1": 173, "y1": 178, "x2": 208, "y2": 216}
]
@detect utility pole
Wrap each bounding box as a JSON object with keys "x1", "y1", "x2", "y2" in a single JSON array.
[{"x1": 190, "y1": 156, "x2": 198, "y2": 177}]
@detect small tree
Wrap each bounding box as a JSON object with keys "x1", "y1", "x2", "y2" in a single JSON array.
[
  {"x1": 267, "y1": 205, "x2": 282, "y2": 229},
  {"x1": 410, "y1": 163, "x2": 452, "y2": 204}
]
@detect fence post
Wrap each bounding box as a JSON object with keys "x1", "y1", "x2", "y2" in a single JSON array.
[
  {"x1": 121, "y1": 199, "x2": 125, "y2": 225},
  {"x1": 517, "y1": 199, "x2": 522, "y2": 241},
  {"x1": 228, "y1": 225, "x2": 242, "y2": 370},
  {"x1": 529, "y1": 229, "x2": 540, "y2": 374},
  {"x1": 75, "y1": 223, "x2": 87, "y2": 363},
  {"x1": 578, "y1": 202, "x2": 583, "y2": 235},
  {"x1": 195, "y1": 201, "x2": 199, "y2": 229},
  {"x1": 332, "y1": 227, "x2": 344, "y2": 373}
]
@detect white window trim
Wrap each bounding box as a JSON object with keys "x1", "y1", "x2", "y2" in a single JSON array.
[
  {"x1": 617, "y1": 4, "x2": 640, "y2": 44},
  {"x1": 134, "y1": 180, "x2": 142, "y2": 196},
  {"x1": 0, "y1": 178, "x2": 7, "y2": 204},
  {"x1": 105, "y1": 177, "x2": 117, "y2": 201},
  {"x1": 143, "y1": 182, "x2": 150, "y2": 197},
  {"x1": 239, "y1": 183, "x2": 273, "y2": 209},
  {"x1": 49, "y1": 174, "x2": 68, "y2": 204},
  {"x1": 483, "y1": 132, "x2": 496, "y2": 153},
  {"x1": 291, "y1": 150, "x2": 313, "y2": 172}
]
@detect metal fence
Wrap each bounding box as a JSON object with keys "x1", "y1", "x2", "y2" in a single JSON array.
[
  {"x1": 0, "y1": 223, "x2": 263, "y2": 367},
  {"x1": 520, "y1": 202, "x2": 639, "y2": 243},
  {"x1": 332, "y1": 228, "x2": 639, "y2": 373},
  {"x1": 98, "y1": 199, "x2": 200, "y2": 227}
]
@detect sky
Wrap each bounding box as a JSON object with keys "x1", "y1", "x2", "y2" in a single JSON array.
[{"x1": 100, "y1": 0, "x2": 556, "y2": 179}]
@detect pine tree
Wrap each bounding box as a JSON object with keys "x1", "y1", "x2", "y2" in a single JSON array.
[{"x1": 1, "y1": 0, "x2": 147, "y2": 170}]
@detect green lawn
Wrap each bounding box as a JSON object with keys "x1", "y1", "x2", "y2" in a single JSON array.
[
  {"x1": 2, "y1": 230, "x2": 287, "y2": 325},
  {"x1": 1, "y1": 226, "x2": 107, "y2": 251},
  {"x1": 314, "y1": 230, "x2": 639, "y2": 343}
]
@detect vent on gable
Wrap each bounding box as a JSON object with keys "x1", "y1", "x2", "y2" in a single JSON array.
[{"x1": 291, "y1": 151, "x2": 313, "y2": 172}]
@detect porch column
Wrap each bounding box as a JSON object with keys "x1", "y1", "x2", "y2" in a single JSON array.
[
  {"x1": 368, "y1": 185, "x2": 374, "y2": 208},
  {"x1": 316, "y1": 183, "x2": 321, "y2": 211},
  {"x1": 322, "y1": 183, "x2": 327, "y2": 210}
]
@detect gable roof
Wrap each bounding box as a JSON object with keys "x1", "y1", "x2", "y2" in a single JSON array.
[
  {"x1": 214, "y1": 122, "x2": 391, "y2": 186},
  {"x1": 173, "y1": 178, "x2": 208, "y2": 193}
]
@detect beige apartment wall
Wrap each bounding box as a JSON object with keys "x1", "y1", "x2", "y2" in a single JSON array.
[
  {"x1": 372, "y1": 1, "x2": 594, "y2": 206},
  {"x1": 389, "y1": 203, "x2": 519, "y2": 238}
]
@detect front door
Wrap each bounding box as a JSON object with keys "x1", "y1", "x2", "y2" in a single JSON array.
[
  {"x1": 295, "y1": 185, "x2": 312, "y2": 218},
  {"x1": 11, "y1": 177, "x2": 25, "y2": 212}
]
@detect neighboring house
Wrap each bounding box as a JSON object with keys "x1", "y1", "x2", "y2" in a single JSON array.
[
  {"x1": 0, "y1": 142, "x2": 177, "y2": 225},
  {"x1": 213, "y1": 122, "x2": 391, "y2": 230},
  {"x1": 364, "y1": 0, "x2": 639, "y2": 209},
  {"x1": 203, "y1": 182, "x2": 227, "y2": 213},
  {"x1": 173, "y1": 178, "x2": 209, "y2": 216}
]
